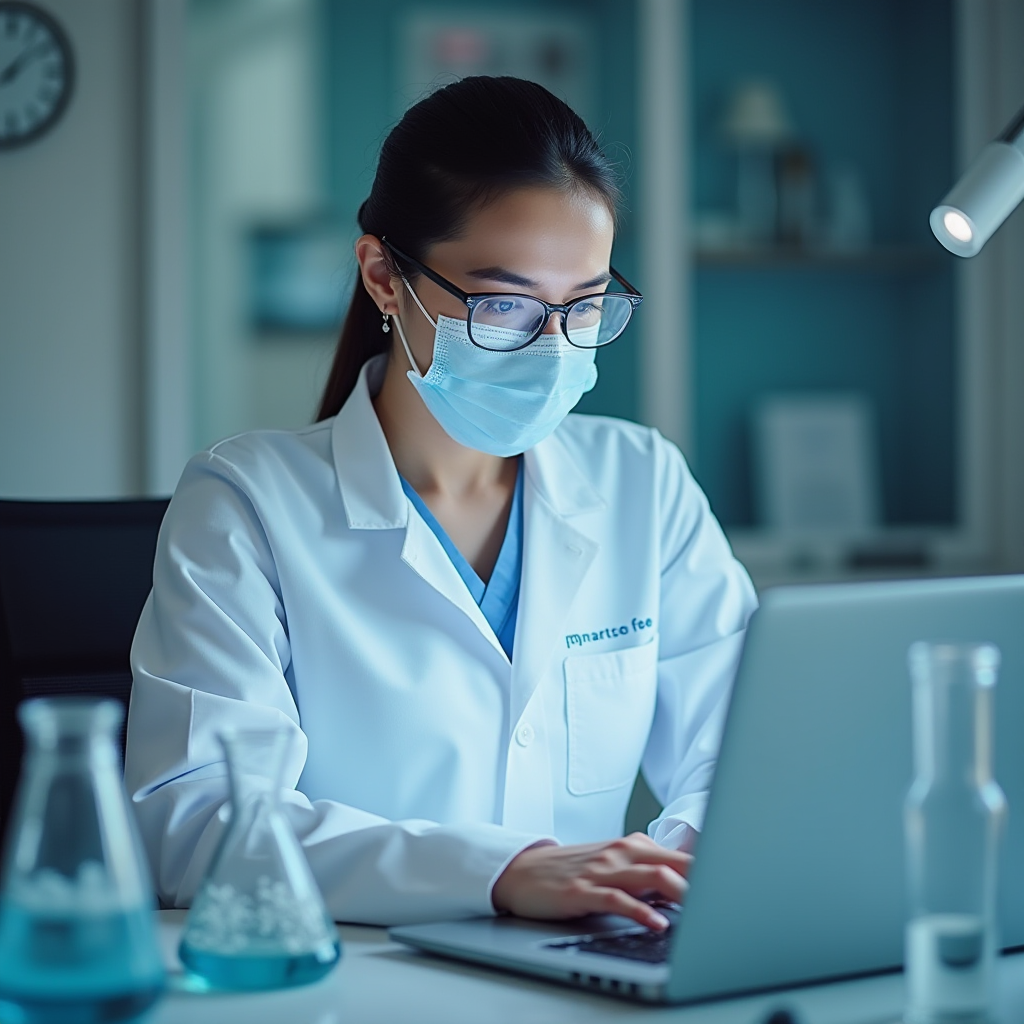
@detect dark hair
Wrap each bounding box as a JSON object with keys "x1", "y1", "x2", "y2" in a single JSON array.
[{"x1": 315, "y1": 76, "x2": 623, "y2": 420}]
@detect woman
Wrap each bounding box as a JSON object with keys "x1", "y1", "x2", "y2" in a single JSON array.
[{"x1": 125, "y1": 77, "x2": 756, "y2": 933}]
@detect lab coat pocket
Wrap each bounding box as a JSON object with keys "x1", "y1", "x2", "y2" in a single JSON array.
[{"x1": 564, "y1": 636, "x2": 659, "y2": 796}]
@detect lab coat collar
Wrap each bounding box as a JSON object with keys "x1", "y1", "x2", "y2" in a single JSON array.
[
  {"x1": 330, "y1": 355, "x2": 508, "y2": 668},
  {"x1": 332, "y1": 355, "x2": 409, "y2": 531},
  {"x1": 524, "y1": 427, "x2": 607, "y2": 519}
]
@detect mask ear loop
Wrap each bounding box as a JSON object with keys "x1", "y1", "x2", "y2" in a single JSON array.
[{"x1": 391, "y1": 276, "x2": 437, "y2": 379}]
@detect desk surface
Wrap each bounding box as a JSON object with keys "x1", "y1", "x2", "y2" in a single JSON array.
[{"x1": 148, "y1": 911, "x2": 1024, "y2": 1024}]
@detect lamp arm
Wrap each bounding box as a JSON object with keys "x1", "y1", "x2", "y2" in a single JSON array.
[{"x1": 998, "y1": 103, "x2": 1024, "y2": 148}]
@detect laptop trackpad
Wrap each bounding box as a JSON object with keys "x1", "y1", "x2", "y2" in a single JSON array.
[{"x1": 542, "y1": 906, "x2": 680, "y2": 965}]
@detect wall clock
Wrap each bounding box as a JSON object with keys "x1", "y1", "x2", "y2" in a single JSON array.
[{"x1": 0, "y1": 1, "x2": 74, "y2": 151}]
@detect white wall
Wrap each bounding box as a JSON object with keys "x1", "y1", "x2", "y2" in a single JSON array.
[
  {"x1": 0, "y1": 0, "x2": 142, "y2": 498},
  {"x1": 189, "y1": 0, "x2": 334, "y2": 453}
]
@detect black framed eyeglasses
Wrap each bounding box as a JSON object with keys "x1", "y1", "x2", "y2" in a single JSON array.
[{"x1": 381, "y1": 238, "x2": 643, "y2": 353}]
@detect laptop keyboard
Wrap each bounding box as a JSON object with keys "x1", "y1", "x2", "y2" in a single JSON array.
[{"x1": 546, "y1": 925, "x2": 674, "y2": 965}]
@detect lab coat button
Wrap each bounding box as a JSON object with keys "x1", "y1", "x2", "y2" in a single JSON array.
[{"x1": 515, "y1": 723, "x2": 535, "y2": 747}]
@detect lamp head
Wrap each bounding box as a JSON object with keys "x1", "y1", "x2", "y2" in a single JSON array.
[{"x1": 930, "y1": 105, "x2": 1024, "y2": 257}]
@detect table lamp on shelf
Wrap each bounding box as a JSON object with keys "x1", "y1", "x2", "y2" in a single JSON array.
[
  {"x1": 721, "y1": 80, "x2": 794, "y2": 245},
  {"x1": 931, "y1": 101, "x2": 1024, "y2": 256}
]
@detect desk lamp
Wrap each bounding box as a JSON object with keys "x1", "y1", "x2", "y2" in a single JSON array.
[{"x1": 931, "y1": 102, "x2": 1024, "y2": 256}]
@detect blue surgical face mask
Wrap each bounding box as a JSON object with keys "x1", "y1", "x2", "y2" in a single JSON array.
[{"x1": 391, "y1": 278, "x2": 598, "y2": 457}]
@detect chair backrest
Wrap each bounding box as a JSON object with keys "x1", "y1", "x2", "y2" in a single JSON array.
[{"x1": 0, "y1": 498, "x2": 169, "y2": 841}]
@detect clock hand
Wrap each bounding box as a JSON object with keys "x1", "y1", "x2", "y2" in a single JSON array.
[{"x1": 0, "y1": 42, "x2": 51, "y2": 86}]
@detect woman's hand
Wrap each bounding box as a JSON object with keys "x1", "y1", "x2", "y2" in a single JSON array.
[{"x1": 491, "y1": 832, "x2": 693, "y2": 931}]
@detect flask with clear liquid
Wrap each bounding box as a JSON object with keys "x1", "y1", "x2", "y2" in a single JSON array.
[
  {"x1": 905, "y1": 642, "x2": 1006, "y2": 1024},
  {"x1": 178, "y1": 728, "x2": 340, "y2": 990},
  {"x1": 0, "y1": 698, "x2": 165, "y2": 1023}
]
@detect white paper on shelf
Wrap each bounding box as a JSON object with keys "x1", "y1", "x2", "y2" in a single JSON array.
[{"x1": 753, "y1": 393, "x2": 881, "y2": 534}]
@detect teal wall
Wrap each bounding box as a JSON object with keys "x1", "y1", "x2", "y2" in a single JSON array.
[
  {"x1": 690, "y1": 0, "x2": 957, "y2": 528},
  {"x1": 322, "y1": 0, "x2": 641, "y2": 423}
]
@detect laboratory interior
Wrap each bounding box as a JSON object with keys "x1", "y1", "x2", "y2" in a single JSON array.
[{"x1": 2, "y1": 0, "x2": 1024, "y2": 1021}]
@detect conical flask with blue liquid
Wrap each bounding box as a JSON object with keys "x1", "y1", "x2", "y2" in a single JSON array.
[
  {"x1": 178, "y1": 728, "x2": 340, "y2": 990},
  {"x1": 0, "y1": 698, "x2": 165, "y2": 1023}
]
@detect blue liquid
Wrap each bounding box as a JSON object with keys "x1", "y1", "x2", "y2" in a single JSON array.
[
  {"x1": 178, "y1": 939, "x2": 340, "y2": 991},
  {"x1": 0, "y1": 900, "x2": 164, "y2": 1023}
]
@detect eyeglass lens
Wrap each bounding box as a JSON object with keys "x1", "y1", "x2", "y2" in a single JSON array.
[{"x1": 469, "y1": 295, "x2": 635, "y2": 351}]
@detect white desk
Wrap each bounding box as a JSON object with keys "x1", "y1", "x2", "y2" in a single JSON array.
[{"x1": 148, "y1": 911, "x2": 1024, "y2": 1024}]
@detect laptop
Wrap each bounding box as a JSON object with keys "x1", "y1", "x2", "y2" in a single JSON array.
[{"x1": 390, "y1": 575, "x2": 1024, "y2": 1004}]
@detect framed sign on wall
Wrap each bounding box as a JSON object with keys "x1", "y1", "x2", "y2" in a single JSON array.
[{"x1": 397, "y1": 10, "x2": 595, "y2": 125}]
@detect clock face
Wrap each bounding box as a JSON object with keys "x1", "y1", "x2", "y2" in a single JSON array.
[{"x1": 0, "y1": 1, "x2": 73, "y2": 150}]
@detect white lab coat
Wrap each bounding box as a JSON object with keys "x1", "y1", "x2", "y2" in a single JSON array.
[{"x1": 125, "y1": 354, "x2": 757, "y2": 926}]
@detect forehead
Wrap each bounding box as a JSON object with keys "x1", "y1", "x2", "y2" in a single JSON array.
[{"x1": 426, "y1": 187, "x2": 615, "y2": 284}]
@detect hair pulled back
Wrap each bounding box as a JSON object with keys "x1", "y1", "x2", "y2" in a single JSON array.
[{"x1": 315, "y1": 76, "x2": 622, "y2": 420}]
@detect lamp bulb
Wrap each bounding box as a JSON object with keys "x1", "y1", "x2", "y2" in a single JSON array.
[{"x1": 942, "y1": 210, "x2": 973, "y2": 243}]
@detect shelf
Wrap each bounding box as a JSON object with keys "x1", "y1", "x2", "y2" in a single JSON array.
[
  {"x1": 692, "y1": 244, "x2": 947, "y2": 272},
  {"x1": 727, "y1": 528, "x2": 990, "y2": 591}
]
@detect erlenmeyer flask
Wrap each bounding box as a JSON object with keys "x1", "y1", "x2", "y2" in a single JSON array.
[
  {"x1": 178, "y1": 728, "x2": 340, "y2": 990},
  {"x1": 0, "y1": 698, "x2": 165, "y2": 1023}
]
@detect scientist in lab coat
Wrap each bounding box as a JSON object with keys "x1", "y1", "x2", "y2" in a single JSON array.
[{"x1": 125, "y1": 76, "x2": 757, "y2": 933}]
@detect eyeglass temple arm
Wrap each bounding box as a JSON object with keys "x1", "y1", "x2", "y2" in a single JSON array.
[
  {"x1": 380, "y1": 238, "x2": 472, "y2": 302},
  {"x1": 610, "y1": 266, "x2": 642, "y2": 299}
]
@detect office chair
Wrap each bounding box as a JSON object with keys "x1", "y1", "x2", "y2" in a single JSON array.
[{"x1": 0, "y1": 498, "x2": 169, "y2": 841}]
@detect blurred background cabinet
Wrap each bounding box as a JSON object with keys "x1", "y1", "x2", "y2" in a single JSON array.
[{"x1": 685, "y1": 0, "x2": 966, "y2": 584}]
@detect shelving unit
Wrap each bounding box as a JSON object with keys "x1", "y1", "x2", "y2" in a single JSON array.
[
  {"x1": 682, "y1": 0, "x2": 983, "y2": 587},
  {"x1": 693, "y1": 245, "x2": 945, "y2": 273}
]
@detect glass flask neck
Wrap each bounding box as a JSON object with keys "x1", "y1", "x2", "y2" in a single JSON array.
[
  {"x1": 909, "y1": 642, "x2": 998, "y2": 787},
  {"x1": 221, "y1": 729, "x2": 291, "y2": 810},
  {"x1": 18, "y1": 698, "x2": 122, "y2": 767}
]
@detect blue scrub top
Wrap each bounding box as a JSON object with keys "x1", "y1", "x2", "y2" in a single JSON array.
[{"x1": 400, "y1": 460, "x2": 523, "y2": 659}]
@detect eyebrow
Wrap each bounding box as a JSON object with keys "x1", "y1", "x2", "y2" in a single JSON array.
[{"x1": 464, "y1": 266, "x2": 613, "y2": 292}]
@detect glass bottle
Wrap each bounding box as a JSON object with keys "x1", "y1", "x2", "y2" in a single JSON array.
[
  {"x1": 0, "y1": 698, "x2": 165, "y2": 1023},
  {"x1": 905, "y1": 642, "x2": 1006, "y2": 1024},
  {"x1": 178, "y1": 728, "x2": 340, "y2": 990}
]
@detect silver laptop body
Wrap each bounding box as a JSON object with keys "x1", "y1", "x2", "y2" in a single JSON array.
[{"x1": 390, "y1": 575, "x2": 1024, "y2": 1004}]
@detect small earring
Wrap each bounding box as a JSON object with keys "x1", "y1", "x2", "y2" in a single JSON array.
[{"x1": 381, "y1": 310, "x2": 391, "y2": 334}]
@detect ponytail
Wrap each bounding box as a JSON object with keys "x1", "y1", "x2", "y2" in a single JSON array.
[{"x1": 315, "y1": 273, "x2": 386, "y2": 421}]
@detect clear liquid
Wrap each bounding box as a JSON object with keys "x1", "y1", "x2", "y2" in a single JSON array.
[
  {"x1": 906, "y1": 914, "x2": 993, "y2": 1023},
  {"x1": 179, "y1": 938, "x2": 340, "y2": 991},
  {"x1": 0, "y1": 900, "x2": 164, "y2": 1024}
]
